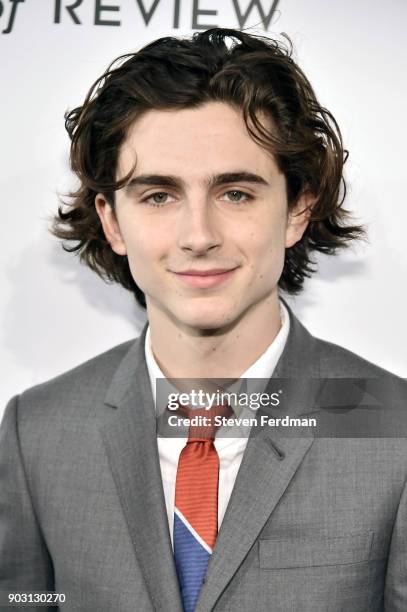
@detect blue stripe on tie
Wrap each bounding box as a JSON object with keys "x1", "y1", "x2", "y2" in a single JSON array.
[{"x1": 174, "y1": 512, "x2": 211, "y2": 612}]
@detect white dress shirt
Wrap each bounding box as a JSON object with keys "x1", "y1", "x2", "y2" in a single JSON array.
[{"x1": 145, "y1": 300, "x2": 290, "y2": 546}]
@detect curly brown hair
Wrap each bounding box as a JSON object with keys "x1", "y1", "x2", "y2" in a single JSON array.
[{"x1": 52, "y1": 27, "x2": 365, "y2": 308}]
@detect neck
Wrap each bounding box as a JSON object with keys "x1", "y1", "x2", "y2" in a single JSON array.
[{"x1": 147, "y1": 292, "x2": 283, "y2": 379}]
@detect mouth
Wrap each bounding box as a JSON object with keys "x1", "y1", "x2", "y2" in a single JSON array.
[{"x1": 172, "y1": 267, "x2": 239, "y2": 288}]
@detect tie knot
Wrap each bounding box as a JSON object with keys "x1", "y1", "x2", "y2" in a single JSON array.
[{"x1": 175, "y1": 402, "x2": 233, "y2": 441}]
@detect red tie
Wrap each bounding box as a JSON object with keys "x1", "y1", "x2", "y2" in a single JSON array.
[{"x1": 173, "y1": 403, "x2": 232, "y2": 612}]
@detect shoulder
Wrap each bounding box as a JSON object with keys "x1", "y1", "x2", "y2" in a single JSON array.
[
  {"x1": 311, "y1": 335, "x2": 407, "y2": 404},
  {"x1": 284, "y1": 300, "x2": 404, "y2": 385},
  {"x1": 285, "y1": 302, "x2": 404, "y2": 386},
  {"x1": 314, "y1": 334, "x2": 401, "y2": 378},
  {"x1": 13, "y1": 337, "x2": 142, "y2": 423},
  {"x1": 1, "y1": 337, "x2": 145, "y2": 486}
]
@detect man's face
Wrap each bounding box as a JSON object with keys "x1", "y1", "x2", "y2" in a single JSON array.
[{"x1": 96, "y1": 102, "x2": 310, "y2": 332}]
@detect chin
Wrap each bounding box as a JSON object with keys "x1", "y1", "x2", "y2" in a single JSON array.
[{"x1": 174, "y1": 298, "x2": 241, "y2": 332}]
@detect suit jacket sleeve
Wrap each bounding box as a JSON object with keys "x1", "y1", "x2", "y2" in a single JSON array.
[
  {"x1": 0, "y1": 395, "x2": 55, "y2": 594},
  {"x1": 385, "y1": 471, "x2": 407, "y2": 610}
]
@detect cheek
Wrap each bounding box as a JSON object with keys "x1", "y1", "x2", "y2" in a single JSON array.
[
  {"x1": 120, "y1": 222, "x2": 169, "y2": 284},
  {"x1": 119, "y1": 217, "x2": 154, "y2": 259},
  {"x1": 125, "y1": 234, "x2": 151, "y2": 260},
  {"x1": 247, "y1": 221, "x2": 286, "y2": 261},
  {"x1": 245, "y1": 223, "x2": 286, "y2": 284}
]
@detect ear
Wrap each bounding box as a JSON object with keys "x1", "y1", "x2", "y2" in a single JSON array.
[
  {"x1": 285, "y1": 190, "x2": 316, "y2": 248},
  {"x1": 95, "y1": 194, "x2": 127, "y2": 256}
]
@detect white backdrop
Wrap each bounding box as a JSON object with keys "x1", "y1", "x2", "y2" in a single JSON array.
[{"x1": 1, "y1": 0, "x2": 406, "y2": 419}]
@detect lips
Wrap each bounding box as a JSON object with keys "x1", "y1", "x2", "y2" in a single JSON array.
[
  {"x1": 176, "y1": 268, "x2": 235, "y2": 276},
  {"x1": 173, "y1": 267, "x2": 238, "y2": 288}
]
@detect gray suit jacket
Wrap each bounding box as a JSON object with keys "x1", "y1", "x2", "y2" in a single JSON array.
[{"x1": 1, "y1": 303, "x2": 407, "y2": 611}]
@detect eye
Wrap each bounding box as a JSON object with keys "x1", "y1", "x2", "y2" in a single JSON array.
[
  {"x1": 220, "y1": 190, "x2": 253, "y2": 204},
  {"x1": 142, "y1": 192, "x2": 176, "y2": 206}
]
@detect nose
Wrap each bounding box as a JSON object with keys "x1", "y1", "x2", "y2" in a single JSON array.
[{"x1": 177, "y1": 199, "x2": 222, "y2": 255}]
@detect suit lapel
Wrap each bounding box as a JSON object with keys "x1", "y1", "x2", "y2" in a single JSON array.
[
  {"x1": 100, "y1": 327, "x2": 183, "y2": 612},
  {"x1": 196, "y1": 300, "x2": 321, "y2": 611}
]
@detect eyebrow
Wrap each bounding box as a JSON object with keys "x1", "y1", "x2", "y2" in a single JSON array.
[{"x1": 125, "y1": 171, "x2": 270, "y2": 191}]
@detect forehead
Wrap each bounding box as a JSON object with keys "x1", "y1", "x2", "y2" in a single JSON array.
[{"x1": 117, "y1": 102, "x2": 280, "y2": 179}]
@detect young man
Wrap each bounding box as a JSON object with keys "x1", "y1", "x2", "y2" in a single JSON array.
[{"x1": 1, "y1": 28, "x2": 406, "y2": 612}]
